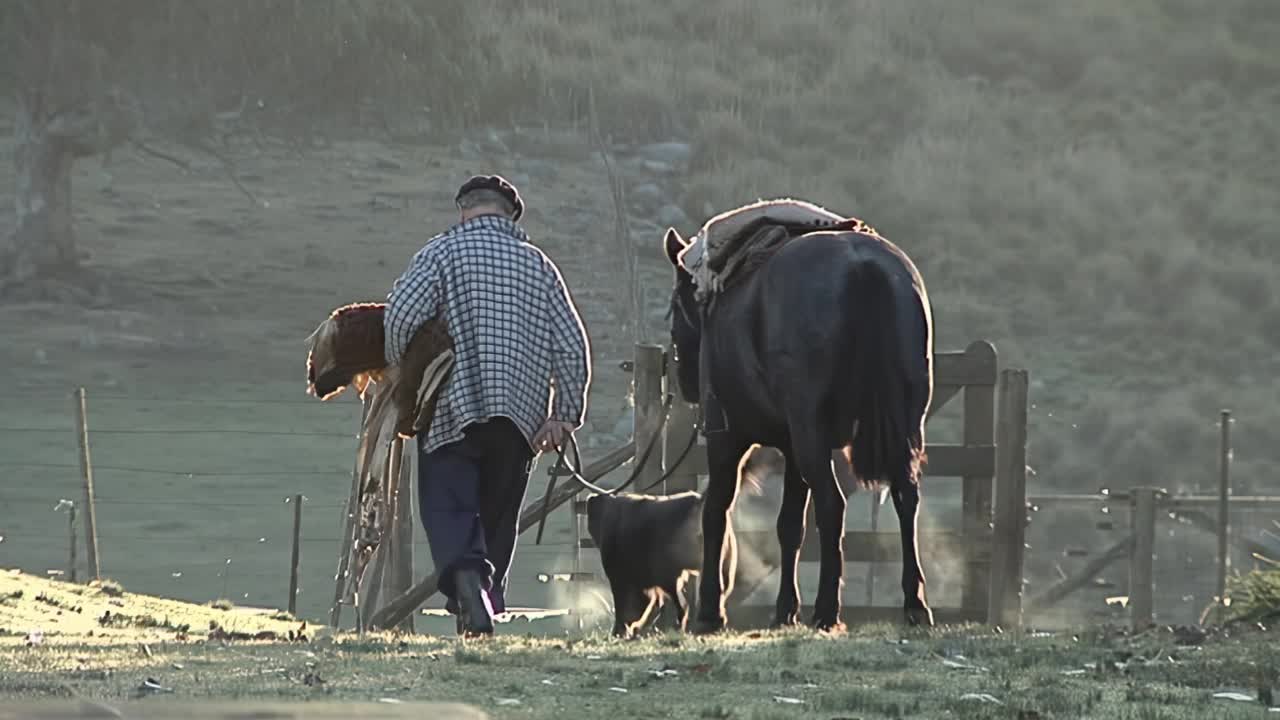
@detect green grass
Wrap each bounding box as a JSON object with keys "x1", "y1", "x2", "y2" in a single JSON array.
[
  {"x1": 4, "y1": 615, "x2": 1279, "y2": 719},
  {"x1": 5, "y1": 572, "x2": 1280, "y2": 719}
]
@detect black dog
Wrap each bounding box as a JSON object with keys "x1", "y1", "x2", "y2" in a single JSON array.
[{"x1": 586, "y1": 490, "x2": 740, "y2": 638}]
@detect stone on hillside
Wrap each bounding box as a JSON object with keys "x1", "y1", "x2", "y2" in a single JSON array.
[
  {"x1": 641, "y1": 159, "x2": 675, "y2": 175},
  {"x1": 630, "y1": 183, "x2": 665, "y2": 208},
  {"x1": 520, "y1": 158, "x2": 560, "y2": 183},
  {"x1": 638, "y1": 141, "x2": 693, "y2": 167}
]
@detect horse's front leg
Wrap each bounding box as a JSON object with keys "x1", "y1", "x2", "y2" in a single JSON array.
[
  {"x1": 692, "y1": 433, "x2": 752, "y2": 635},
  {"x1": 891, "y1": 481, "x2": 934, "y2": 627},
  {"x1": 773, "y1": 451, "x2": 809, "y2": 627}
]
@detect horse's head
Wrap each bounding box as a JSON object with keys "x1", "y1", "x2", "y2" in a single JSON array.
[{"x1": 662, "y1": 226, "x2": 702, "y2": 404}]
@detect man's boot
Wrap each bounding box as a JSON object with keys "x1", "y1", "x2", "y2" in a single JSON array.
[{"x1": 453, "y1": 567, "x2": 494, "y2": 638}]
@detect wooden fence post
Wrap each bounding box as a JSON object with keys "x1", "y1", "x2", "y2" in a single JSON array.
[
  {"x1": 633, "y1": 344, "x2": 666, "y2": 493},
  {"x1": 961, "y1": 342, "x2": 997, "y2": 619},
  {"x1": 663, "y1": 348, "x2": 700, "y2": 495},
  {"x1": 288, "y1": 494, "x2": 304, "y2": 615},
  {"x1": 988, "y1": 369, "x2": 1029, "y2": 629},
  {"x1": 68, "y1": 501, "x2": 78, "y2": 584},
  {"x1": 1215, "y1": 409, "x2": 1232, "y2": 623},
  {"x1": 73, "y1": 388, "x2": 101, "y2": 582},
  {"x1": 1129, "y1": 487, "x2": 1160, "y2": 631}
]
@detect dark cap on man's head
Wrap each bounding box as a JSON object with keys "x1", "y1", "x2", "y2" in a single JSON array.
[{"x1": 455, "y1": 174, "x2": 524, "y2": 222}]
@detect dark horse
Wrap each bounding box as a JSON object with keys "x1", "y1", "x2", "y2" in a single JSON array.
[{"x1": 662, "y1": 199, "x2": 935, "y2": 633}]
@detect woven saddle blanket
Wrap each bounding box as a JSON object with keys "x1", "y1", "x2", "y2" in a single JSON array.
[{"x1": 684, "y1": 198, "x2": 877, "y2": 302}]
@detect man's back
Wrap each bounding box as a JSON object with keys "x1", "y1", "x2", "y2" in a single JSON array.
[{"x1": 384, "y1": 214, "x2": 591, "y2": 455}]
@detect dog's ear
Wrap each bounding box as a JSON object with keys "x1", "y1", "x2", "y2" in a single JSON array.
[{"x1": 585, "y1": 494, "x2": 606, "y2": 543}]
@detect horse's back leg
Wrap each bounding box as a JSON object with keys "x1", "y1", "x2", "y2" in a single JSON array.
[
  {"x1": 693, "y1": 432, "x2": 753, "y2": 634},
  {"x1": 892, "y1": 377, "x2": 933, "y2": 626},
  {"x1": 773, "y1": 450, "x2": 809, "y2": 627},
  {"x1": 787, "y1": 421, "x2": 848, "y2": 632}
]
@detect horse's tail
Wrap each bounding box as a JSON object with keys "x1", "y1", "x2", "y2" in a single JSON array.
[{"x1": 845, "y1": 257, "x2": 925, "y2": 491}]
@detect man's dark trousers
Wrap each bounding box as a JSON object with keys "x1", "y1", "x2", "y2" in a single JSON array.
[{"x1": 417, "y1": 416, "x2": 534, "y2": 619}]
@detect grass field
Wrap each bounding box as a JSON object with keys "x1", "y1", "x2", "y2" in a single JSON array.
[{"x1": 3, "y1": 571, "x2": 1279, "y2": 719}]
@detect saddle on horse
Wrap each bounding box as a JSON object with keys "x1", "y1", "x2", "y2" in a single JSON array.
[{"x1": 691, "y1": 198, "x2": 876, "y2": 302}]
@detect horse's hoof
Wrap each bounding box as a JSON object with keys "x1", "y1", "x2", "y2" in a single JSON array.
[
  {"x1": 905, "y1": 606, "x2": 935, "y2": 628},
  {"x1": 812, "y1": 617, "x2": 847, "y2": 635},
  {"x1": 691, "y1": 616, "x2": 726, "y2": 635},
  {"x1": 771, "y1": 612, "x2": 801, "y2": 629}
]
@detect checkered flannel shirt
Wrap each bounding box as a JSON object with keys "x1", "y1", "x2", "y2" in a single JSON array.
[{"x1": 384, "y1": 214, "x2": 592, "y2": 454}]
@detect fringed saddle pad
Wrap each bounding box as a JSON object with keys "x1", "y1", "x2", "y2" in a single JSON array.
[
  {"x1": 696, "y1": 215, "x2": 877, "y2": 302},
  {"x1": 685, "y1": 197, "x2": 877, "y2": 303}
]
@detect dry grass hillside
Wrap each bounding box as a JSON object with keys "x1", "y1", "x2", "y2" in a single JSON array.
[{"x1": 463, "y1": 0, "x2": 1280, "y2": 492}]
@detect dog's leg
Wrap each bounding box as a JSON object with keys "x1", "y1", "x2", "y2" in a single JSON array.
[
  {"x1": 659, "y1": 581, "x2": 685, "y2": 632},
  {"x1": 626, "y1": 588, "x2": 660, "y2": 639}
]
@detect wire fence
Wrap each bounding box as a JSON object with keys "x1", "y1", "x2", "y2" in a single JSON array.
[
  {"x1": 0, "y1": 388, "x2": 593, "y2": 624},
  {"x1": 2, "y1": 387, "x2": 1274, "y2": 629}
]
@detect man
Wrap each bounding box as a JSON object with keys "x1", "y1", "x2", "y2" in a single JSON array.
[{"x1": 383, "y1": 174, "x2": 592, "y2": 637}]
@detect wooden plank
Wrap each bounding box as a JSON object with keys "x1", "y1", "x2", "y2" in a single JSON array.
[
  {"x1": 926, "y1": 444, "x2": 996, "y2": 477},
  {"x1": 0, "y1": 700, "x2": 492, "y2": 719},
  {"x1": 1129, "y1": 487, "x2": 1159, "y2": 631},
  {"x1": 1026, "y1": 534, "x2": 1133, "y2": 613},
  {"x1": 634, "y1": 344, "x2": 667, "y2": 493},
  {"x1": 1166, "y1": 495, "x2": 1280, "y2": 509},
  {"x1": 367, "y1": 440, "x2": 637, "y2": 630},
  {"x1": 737, "y1": 529, "x2": 989, "y2": 565},
  {"x1": 926, "y1": 383, "x2": 963, "y2": 421},
  {"x1": 988, "y1": 369, "x2": 1029, "y2": 629},
  {"x1": 960, "y1": 340, "x2": 997, "y2": 620},
  {"x1": 935, "y1": 345, "x2": 998, "y2": 386},
  {"x1": 664, "y1": 350, "x2": 702, "y2": 494},
  {"x1": 729, "y1": 603, "x2": 980, "y2": 629},
  {"x1": 676, "y1": 442, "x2": 993, "y2": 479},
  {"x1": 1215, "y1": 409, "x2": 1232, "y2": 625},
  {"x1": 73, "y1": 387, "x2": 102, "y2": 581}
]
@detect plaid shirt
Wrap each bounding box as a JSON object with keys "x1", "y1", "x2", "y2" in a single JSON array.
[{"x1": 384, "y1": 214, "x2": 592, "y2": 454}]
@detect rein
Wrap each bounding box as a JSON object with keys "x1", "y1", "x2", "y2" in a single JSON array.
[{"x1": 533, "y1": 392, "x2": 703, "y2": 544}]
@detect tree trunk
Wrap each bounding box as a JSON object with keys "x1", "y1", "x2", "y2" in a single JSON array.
[{"x1": 1, "y1": 95, "x2": 81, "y2": 285}]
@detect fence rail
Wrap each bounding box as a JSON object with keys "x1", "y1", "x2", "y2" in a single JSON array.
[{"x1": 1023, "y1": 411, "x2": 1277, "y2": 629}]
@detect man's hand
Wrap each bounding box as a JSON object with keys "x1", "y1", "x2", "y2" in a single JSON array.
[{"x1": 532, "y1": 419, "x2": 576, "y2": 454}]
